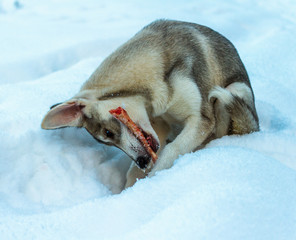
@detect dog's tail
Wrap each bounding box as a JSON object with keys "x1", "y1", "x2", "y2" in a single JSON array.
[{"x1": 208, "y1": 82, "x2": 259, "y2": 137}]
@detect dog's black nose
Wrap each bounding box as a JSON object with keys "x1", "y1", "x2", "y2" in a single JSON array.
[{"x1": 136, "y1": 156, "x2": 150, "y2": 169}]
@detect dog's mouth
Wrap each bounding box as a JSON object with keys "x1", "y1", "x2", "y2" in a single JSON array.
[
  {"x1": 141, "y1": 129, "x2": 159, "y2": 153},
  {"x1": 135, "y1": 130, "x2": 159, "y2": 170},
  {"x1": 109, "y1": 107, "x2": 159, "y2": 168}
]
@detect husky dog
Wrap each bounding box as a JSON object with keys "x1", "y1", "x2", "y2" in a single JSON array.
[{"x1": 41, "y1": 20, "x2": 259, "y2": 188}]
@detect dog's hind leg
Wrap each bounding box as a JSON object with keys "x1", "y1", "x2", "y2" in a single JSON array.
[{"x1": 209, "y1": 82, "x2": 259, "y2": 136}]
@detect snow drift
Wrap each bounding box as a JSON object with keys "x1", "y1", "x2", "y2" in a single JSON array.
[{"x1": 0, "y1": 0, "x2": 295, "y2": 239}]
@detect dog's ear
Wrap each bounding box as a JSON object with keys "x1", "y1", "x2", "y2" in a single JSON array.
[{"x1": 41, "y1": 102, "x2": 85, "y2": 129}]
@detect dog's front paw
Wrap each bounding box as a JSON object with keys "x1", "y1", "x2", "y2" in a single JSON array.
[
  {"x1": 148, "y1": 168, "x2": 157, "y2": 178},
  {"x1": 148, "y1": 158, "x2": 169, "y2": 177},
  {"x1": 148, "y1": 163, "x2": 167, "y2": 177}
]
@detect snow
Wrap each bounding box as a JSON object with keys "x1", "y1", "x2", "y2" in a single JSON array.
[{"x1": 0, "y1": 0, "x2": 296, "y2": 239}]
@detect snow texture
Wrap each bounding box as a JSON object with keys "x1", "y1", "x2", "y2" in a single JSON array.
[{"x1": 0, "y1": 0, "x2": 296, "y2": 239}]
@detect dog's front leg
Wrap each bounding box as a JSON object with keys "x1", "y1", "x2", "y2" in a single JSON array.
[{"x1": 149, "y1": 115, "x2": 214, "y2": 176}]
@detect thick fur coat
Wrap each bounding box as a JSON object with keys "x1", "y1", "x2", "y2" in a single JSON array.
[{"x1": 42, "y1": 20, "x2": 259, "y2": 188}]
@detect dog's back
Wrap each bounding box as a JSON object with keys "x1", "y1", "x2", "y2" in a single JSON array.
[
  {"x1": 82, "y1": 19, "x2": 259, "y2": 149},
  {"x1": 141, "y1": 20, "x2": 259, "y2": 139}
]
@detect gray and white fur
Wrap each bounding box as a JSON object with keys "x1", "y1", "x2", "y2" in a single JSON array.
[{"x1": 41, "y1": 20, "x2": 259, "y2": 189}]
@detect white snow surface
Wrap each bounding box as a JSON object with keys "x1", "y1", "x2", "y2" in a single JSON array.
[{"x1": 1, "y1": 0, "x2": 296, "y2": 239}]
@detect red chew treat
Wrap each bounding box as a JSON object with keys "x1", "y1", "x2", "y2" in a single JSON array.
[{"x1": 109, "y1": 107, "x2": 158, "y2": 164}]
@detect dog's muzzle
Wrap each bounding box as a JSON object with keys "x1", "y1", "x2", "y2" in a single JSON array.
[{"x1": 135, "y1": 132, "x2": 159, "y2": 170}]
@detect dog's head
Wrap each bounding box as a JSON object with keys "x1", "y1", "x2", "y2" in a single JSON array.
[{"x1": 41, "y1": 90, "x2": 160, "y2": 170}]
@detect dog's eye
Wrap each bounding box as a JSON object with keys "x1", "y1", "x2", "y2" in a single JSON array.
[{"x1": 104, "y1": 129, "x2": 114, "y2": 139}]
